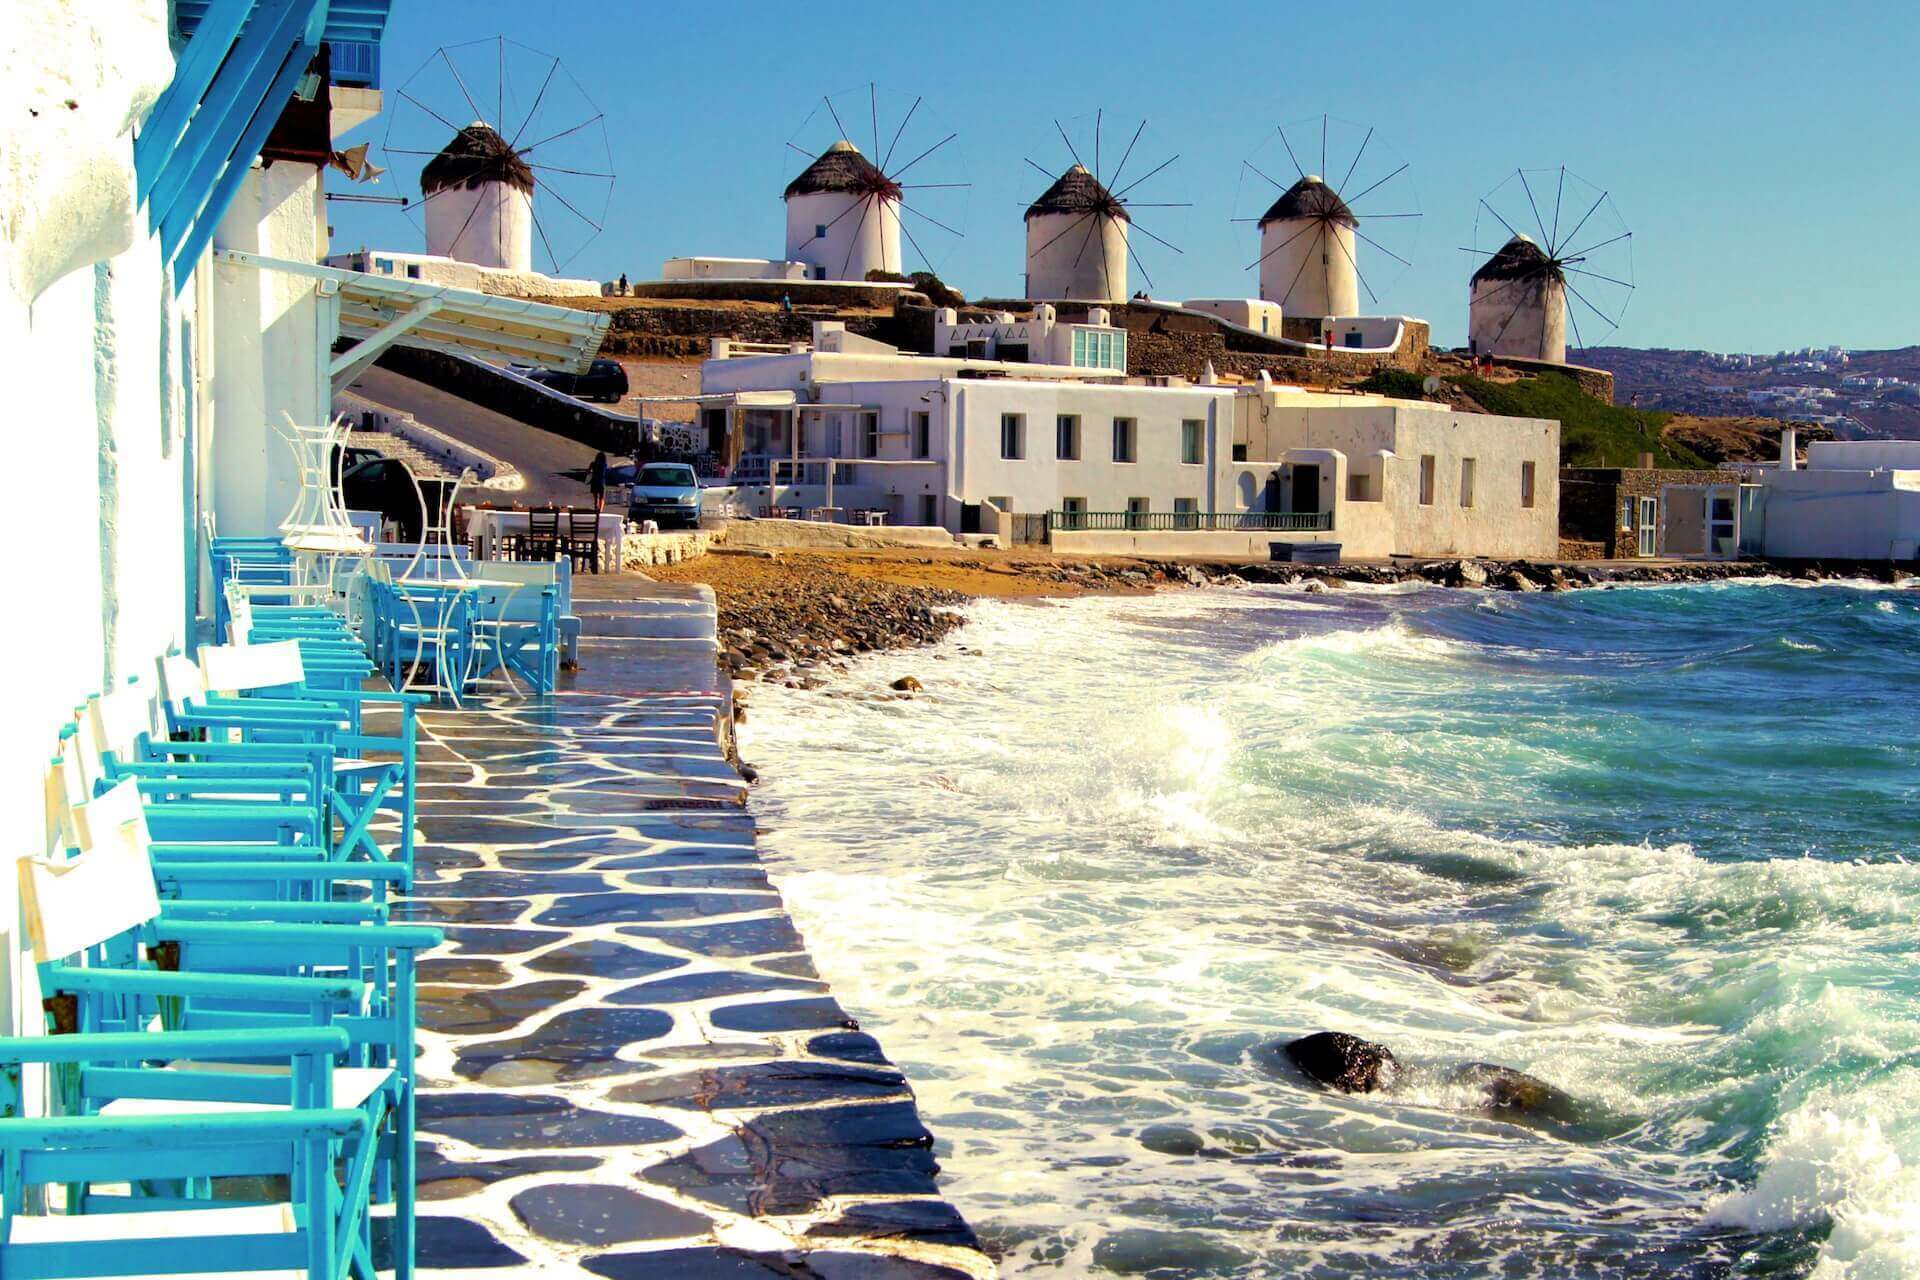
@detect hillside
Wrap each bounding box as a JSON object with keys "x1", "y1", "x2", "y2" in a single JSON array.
[
  {"x1": 1581, "y1": 345, "x2": 1920, "y2": 441},
  {"x1": 1448, "y1": 372, "x2": 1705, "y2": 468}
]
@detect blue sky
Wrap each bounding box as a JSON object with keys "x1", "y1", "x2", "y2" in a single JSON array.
[{"x1": 330, "y1": 1, "x2": 1920, "y2": 353}]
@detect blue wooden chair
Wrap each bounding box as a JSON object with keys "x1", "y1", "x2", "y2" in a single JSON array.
[
  {"x1": 24, "y1": 780, "x2": 442, "y2": 1278},
  {"x1": 0, "y1": 1026, "x2": 370, "y2": 1280},
  {"x1": 468, "y1": 562, "x2": 560, "y2": 694}
]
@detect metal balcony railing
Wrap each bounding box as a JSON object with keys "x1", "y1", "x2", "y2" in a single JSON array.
[{"x1": 1047, "y1": 510, "x2": 1334, "y2": 532}]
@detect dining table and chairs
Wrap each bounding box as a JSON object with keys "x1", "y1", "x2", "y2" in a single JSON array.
[{"x1": 464, "y1": 505, "x2": 622, "y2": 574}]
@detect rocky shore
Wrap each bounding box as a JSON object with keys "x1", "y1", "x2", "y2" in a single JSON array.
[{"x1": 643, "y1": 550, "x2": 1907, "y2": 691}]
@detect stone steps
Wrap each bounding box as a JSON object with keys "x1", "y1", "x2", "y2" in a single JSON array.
[{"x1": 345, "y1": 428, "x2": 453, "y2": 480}]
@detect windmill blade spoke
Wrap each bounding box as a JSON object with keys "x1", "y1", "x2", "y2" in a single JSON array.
[
  {"x1": 787, "y1": 141, "x2": 815, "y2": 158},
  {"x1": 1055, "y1": 119, "x2": 1085, "y2": 171},
  {"x1": 882, "y1": 96, "x2": 922, "y2": 171},
  {"x1": 1124, "y1": 235, "x2": 1154, "y2": 291},
  {"x1": 1117, "y1": 201, "x2": 1190, "y2": 208},
  {"x1": 1344, "y1": 161, "x2": 1408, "y2": 207},
  {"x1": 1550, "y1": 165, "x2": 1566, "y2": 251},
  {"x1": 399, "y1": 89, "x2": 466, "y2": 137},
  {"x1": 1246, "y1": 218, "x2": 1317, "y2": 271},
  {"x1": 439, "y1": 47, "x2": 485, "y2": 126},
  {"x1": 1469, "y1": 273, "x2": 1533, "y2": 309},
  {"x1": 870, "y1": 82, "x2": 880, "y2": 162},
  {"x1": 1478, "y1": 197, "x2": 1523, "y2": 242},
  {"x1": 528, "y1": 162, "x2": 614, "y2": 178},
  {"x1": 540, "y1": 180, "x2": 604, "y2": 233},
  {"x1": 1275, "y1": 125, "x2": 1307, "y2": 181},
  {"x1": 442, "y1": 175, "x2": 489, "y2": 258},
  {"x1": 1337, "y1": 127, "x2": 1373, "y2": 197},
  {"x1": 1097, "y1": 210, "x2": 1115, "y2": 293},
  {"x1": 1279, "y1": 225, "x2": 1321, "y2": 308},
  {"x1": 518, "y1": 113, "x2": 605, "y2": 156},
  {"x1": 787, "y1": 196, "x2": 864, "y2": 257},
  {"x1": 1556, "y1": 191, "x2": 1609, "y2": 257},
  {"x1": 1108, "y1": 119, "x2": 1147, "y2": 191},
  {"x1": 1564, "y1": 279, "x2": 1621, "y2": 331},
  {"x1": 1492, "y1": 290, "x2": 1529, "y2": 347},
  {"x1": 1351, "y1": 226, "x2": 1410, "y2": 268},
  {"x1": 899, "y1": 202, "x2": 964, "y2": 238},
  {"x1": 897, "y1": 214, "x2": 939, "y2": 276},
  {"x1": 839, "y1": 196, "x2": 874, "y2": 279},
  {"x1": 1095, "y1": 108, "x2": 1102, "y2": 182},
  {"x1": 889, "y1": 132, "x2": 956, "y2": 182},
  {"x1": 1332, "y1": 228, "x2": 1377, "y2": 306},
  {"x1": 1128, "y1": 219, "x2": 1183, "y2": 255},
  {"x1": 1518, "y1": 169, "x2": 1550, "y2": 245},
  {"x1": 824, "y1": 94, "x2": 851, "y2": 143},
  {"x1": 1112, "y1": 153, "x2": 1177, "y2": 200},
  {"x1": 379, "y1": 147, "x2": 443, "y2": 157},
  {"x1": 900, "y1": 183, "x2": 970, "y2": 190},
  {"x1": 1030, "y1": 211, "x2": 1094, "y2": 258},
  {"x1": 508, "y1": 58, "x2": 560, "y2": 148},
  {"x1": 1071, "y1": 212, "x2": 1100, "y2": 269},
  {"x1": 1565, "y1": 296, "x2": 1589, "y2": 352},
  {"x1": 1563, "y1": 265, "x2": 1634, "y2": 290},
  {"x1": 1319, "y1": 114, "x2": 1327, "y2": 178},
  {"x1": 1243, "y1": 160, "x2": 1287, "y2": 192},
  {"x1": 1024, "y1": 156, "x2": 1057, "y2": 182},
  {"x1": 1560, "y1": 229, "x2": 1632, "y2": 262},
  {"x1": 1356, "y1": 212, "x2": 1422, "y2": 219},
  {"x1": 530, "y1": 205, "x2": 562, "y2": 276}
]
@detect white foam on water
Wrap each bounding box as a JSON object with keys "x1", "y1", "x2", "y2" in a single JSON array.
[{"x1": 741, "y1": 586, "x2": 1920, "y2": 1275}]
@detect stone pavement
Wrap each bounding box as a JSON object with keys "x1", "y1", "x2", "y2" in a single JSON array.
[{"x1": 395, "y1": 584, "x2": 991, "y2": 1278}]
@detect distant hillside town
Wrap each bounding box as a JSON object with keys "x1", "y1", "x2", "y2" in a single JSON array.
[{"x1": 1582, "y1": 345, "x2": 1920, "y2": 441}]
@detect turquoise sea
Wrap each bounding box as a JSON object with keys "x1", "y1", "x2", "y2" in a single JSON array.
[{"x1": 745, "y1": 580, "x2": 1919, "y2": 1278}]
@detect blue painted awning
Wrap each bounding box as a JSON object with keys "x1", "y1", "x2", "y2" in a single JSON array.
[{"x1": 137, "y1": 0, "x2": 394, "y2": 290}]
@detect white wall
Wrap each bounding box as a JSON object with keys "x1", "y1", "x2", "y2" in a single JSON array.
[
  {"x1": 424, "y1": 180, "x2": 533, "y2": 272},
  {"x1": 1, "y1": 0, "x2": 179, "y2": 1043},
  {"x1": 1470, "y1": 275, "x2": 1566, "y2": 363},
  {"x1": 786, "y1": 190, "x2": 901, "y2": 281},
  {"x1": 1183, "y1": 298, "x2": 1283, "y2": 335},
  {"x1": 208, "y1": 163, "x2": 331, "y2": 537},
  {"x1": 662, "y1": 257, "x2": 807, "y2": 281},
  {"x1": 1259, "y1": 217, "x2": 1358, "y2": 316},
  {"x1": 1759, "y1": 468, "x2": 1920, "y2": 559},
  {"x1": 1025, "y1": 211, "x2": 1127, "y2": 301}
]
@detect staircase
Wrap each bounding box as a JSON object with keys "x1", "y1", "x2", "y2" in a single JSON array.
[{"x1": 344, "y1": 428, "x2": 454, "y2": 480}]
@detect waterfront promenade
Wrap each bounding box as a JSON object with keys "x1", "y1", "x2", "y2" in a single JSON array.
[{"x1": 392, "y1": 583, "x2": 989, "y2": 1277}]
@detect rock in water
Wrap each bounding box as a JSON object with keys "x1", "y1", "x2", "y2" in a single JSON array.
[
  {"x1": 890, "y1": 676, "x2": 923, "y2": 692},
  {"x1": 1453, "y1": 559, "x2": 1489, "y2": 588},
  {"x1": 1444, "y1": 1063, "x2": 1580, "y2": 1126},
  {"x1": 1278, "y1": 1032, "x2": 1398, "y2": 1093}
]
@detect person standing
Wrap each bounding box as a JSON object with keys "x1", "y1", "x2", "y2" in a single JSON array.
[{"x1": 588, "y1": 450, "x2": 608, "y2": 512}]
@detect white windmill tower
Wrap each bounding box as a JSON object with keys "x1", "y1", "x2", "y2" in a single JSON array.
[
  {"x1": 1238, "y1": 116, "x2": 1420, "y2": 319},
  {"x1": 1022, "y1": 113, "x2": 1184, "y2": 303},
  {"x1": 782, "y1": 86, "x2": 967, "y2": 282},
  {"x1": 1467, "y1": 167, "x2": 1635, "y2": 362},
  {"x1": 383, "y1": 38, "x2": 615, "y2": 279},
  {"x1": 421, "y1": 123, "x2": 534, "y2": 270}
]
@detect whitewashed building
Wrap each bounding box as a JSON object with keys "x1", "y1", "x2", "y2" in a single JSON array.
[
  {"x1": 784, "y1": 140, "x2": 902, "y2": 281},
  {"x1": 1257, "y1": 176, "x2": 1359, "y2": 317},
  {"x1": 1469, "y1": 234, "x2": 1567, "y2": 363},
  {"x1": 687, "y1": 323, "x2": 1559, "y2": 557},
  {"x1": 1025, "y1": 165, "x2": 1129, "y2": 302},
  {"x1": 4, "y1": 0, "x2": 608, "y2": 1039}
]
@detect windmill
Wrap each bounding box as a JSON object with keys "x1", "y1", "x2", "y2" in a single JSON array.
[
  {"x1": 379, "y1": 37, "x2": 613, "y2": 276},
  {"x1": 782, "y1": 84, "x2": 968, "y2": 282},
  {"x1": 1235, "y1": 114, "x2": 1421, "y2": 316},
  {"x1": 1466, "y1": 167, "x2": 1634, "y2": 363},
  {"x1": 1021, "y1": 111, "x2": 1186, "y2": 302}
]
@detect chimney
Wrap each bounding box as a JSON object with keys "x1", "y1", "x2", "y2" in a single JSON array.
[
  {"x1": 1780, "y1": 426, "x2": 1798, "y2": 470},
  {"x1": 1638, "y1": 451, "x2": 1654, "y2": 469}
]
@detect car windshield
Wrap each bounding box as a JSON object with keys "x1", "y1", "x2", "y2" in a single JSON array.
[{"x1": 638, "y1": 465, "x2": 696, "y2": 486}]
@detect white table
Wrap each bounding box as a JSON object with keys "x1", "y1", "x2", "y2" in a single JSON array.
[{"x1": 464, "y1": 508, "x2": 624, "y2": 570}]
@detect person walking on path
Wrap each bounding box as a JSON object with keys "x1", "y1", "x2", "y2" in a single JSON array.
[{"x1": 588, "y1": 450, "x2": 608, "y2": 512}]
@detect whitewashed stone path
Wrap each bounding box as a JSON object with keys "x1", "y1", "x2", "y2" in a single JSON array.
[{"x1": 392, "y1": 585, "x2": 991, "y2": 1278}]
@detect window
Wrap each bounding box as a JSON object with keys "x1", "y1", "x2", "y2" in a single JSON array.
[
  {"x1": 1060, "y1": 496, "x2": 1087, "y2": 529},
  {"x1": 405, "y1": 263, "x2": 421, "y2": 279},
  {"x1": 1000, "y1": 413, "x2": 1025, "y2": 460},
  {"x1": 1622, "y1": 497, "x2": 1636, "y2": 534},
  {"x1": 947, "y1": 345, "x2": 967, "y2": 358},
  {"x1": 1638, "y1": 497, "x2": 1658, "y2": 557},
  {"x1": 1348, "y1": 473, "x2": 1373, "y2": 502},
  {"x1": 373, "y1": 256, "x2": 393, "y2": 273},
  {"x1": 815, "y1": 223, "x2": 828, "y2": 238},
  {"x1": 859, "y1": 412, "x2": 879, "y2": 459},
  {"x1": 1232, "y1": 444, "x2": 1248, "y2": 462},
  {"x1": 1112, "y1": 417, "x2": 1136, "y2": 463},
  {"x1": 967, "y1": 338, "x2": 989, "y2": 359},
  {"x1": 911, "y1": 411, "x2": 931, "y2": 459},
  {"x1": 1419, "y1": 455, "x2": 1436, "y2": 506},
  {"x1": 1070, "y1": 328, "x2": 1126, "y2": 370},
  {"x1": 1173, "y1": 497, "x2": 1199, "y2": 529},
  {"x1": 1056, "y1": 414, "x2": 1080, "y2": 460},
  {"x1": 1126, "y1": 496, "x2": 1150, "y2": 529},
  {"x1": 813, "y1": 266, "x2": 827, "y2": 280},
  {"x1": 1520, "y1": 460, "x2": 1536, "y2": 509},
  {"x1": 1460, "y1": 458, "x2": 1476, "y2": 508},
  {"x1": 1181, "y1": 419, "x2": 1204, "y2": 465},
  {"x1": 999, "y1": 342, "x2": 1029, "y2": 363},
  {"x1": 987, "y1": 495, "x2": 1012, "y2": 513}
]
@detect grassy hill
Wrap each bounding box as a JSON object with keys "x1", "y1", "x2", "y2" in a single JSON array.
[{"x1": 1451, "y1": 372, "x2": 1706, "y2": 468}]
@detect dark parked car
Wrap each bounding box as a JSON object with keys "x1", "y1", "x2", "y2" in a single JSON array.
[
  {"x1": 522, "y1": 358, "x2": 628, "y2": 403},
  {"x1": 340, "y1": 457, "x2": 460, "y2": 544}
]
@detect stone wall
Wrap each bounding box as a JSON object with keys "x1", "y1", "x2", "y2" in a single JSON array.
[
  {"x1": 620, "y1": 278, "x2": 906, "y2": 307},
  {"x1": 1066, "y1": 305, "x2": 1431, "y2": 381},
  {"x1": 1490, "y1": 354, "x2": 1614, "y2": 403},
  {"x1": 592, "y1": 305, "x2": 903, "y2": 360},
  {"x1": 1560, "y1": 466, "x2": 1742, "y2": 557}
]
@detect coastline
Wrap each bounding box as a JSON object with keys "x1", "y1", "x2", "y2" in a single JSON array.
[{"x1": 642, "y1": 547, "x2": 1907, "y2": 690}]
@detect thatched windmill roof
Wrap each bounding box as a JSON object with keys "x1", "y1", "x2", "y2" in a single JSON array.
[
  {"x1": 1025, "y1": 163, "x2": 1129, "y2": 223},
  {"x1": 1472, "y1": 233, "x2": 1562, "y2": 285},
  {"x1": 420, "y1": 122, "x2": 535, "y2": 196},
  {"x1": 1258, "y1": 176, "x2": 1354, "y2": 228},
  {"x1": 783, "y1": 139, "x2": 901, "y2": 201}
]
